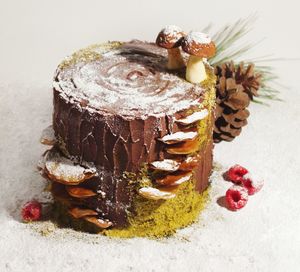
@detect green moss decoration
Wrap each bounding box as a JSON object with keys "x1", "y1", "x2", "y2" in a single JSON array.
[{"x1": 104, "y1": 180, "x2": 210, "y2": 238}]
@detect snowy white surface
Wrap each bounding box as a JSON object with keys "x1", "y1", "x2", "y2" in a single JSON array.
[
  {"x1": 1, "y1": 0, "x2": 300, "y2": 271},
  {"x1": 185, "y1": 32, "x2": 212, "y2": 45}
]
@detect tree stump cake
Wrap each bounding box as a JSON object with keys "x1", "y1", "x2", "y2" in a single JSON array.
[{"x1": 40, "y1": 36, "x2": 216, "y2": 237}]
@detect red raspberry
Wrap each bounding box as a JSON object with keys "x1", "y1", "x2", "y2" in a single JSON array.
[
  {"x1": 225, "y1": 164, "x2": 249, "y2": 184},
  {"x1": 21, "y1": 200, "x2": 42, "y2": 222},
  {"x1": 241, "y1": 173, "x2": 264, "y2": 195},
  {"x1": 225, "y1": 185, "x2": 249, "y2": 211}
]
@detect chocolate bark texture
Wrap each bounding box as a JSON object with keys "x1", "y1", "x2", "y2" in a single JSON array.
[{"x1": 43, "y1": 40, "x2": 216, "y2": 234}]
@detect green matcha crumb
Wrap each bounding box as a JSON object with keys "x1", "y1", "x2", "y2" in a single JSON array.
[
  {"x1": 59, "y1": 42, "x2": 123, "y2": 69},
  {"x1": 104, "y1": 182, "x2": 210, "y2": 238}
]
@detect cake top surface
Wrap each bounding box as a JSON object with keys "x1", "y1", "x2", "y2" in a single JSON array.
[{"x1": 54, "y1": 41, "x2": 211, "y2": 119}]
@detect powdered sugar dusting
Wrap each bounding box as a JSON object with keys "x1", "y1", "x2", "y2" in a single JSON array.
[
  {"x1": 44, "y1": 150, "x2": 96, "y2": 182},
  {"x1": 172, "y1": 173, "x2": 192, "y2": 185},
  {"x1": 176, "y1": 109, "x2": 209, "y2": 124},
  {"x1": 243, "y1": 173, "x2": 264, "y2": 189},
  {"x1": 230, "y1": 185, "x2": 249, "y2": 199},
  {"x1": 150, "y1": 159, "x2": 180, "y2": 172},
  {"x1": 161, "y1": 25, "x2": 183, "y2": 36},
  {"x1": 186, "y1": 32, "x2": 211, "y2": 44},
  {"x1": 159, "y1": 131, "x2": 198, "y2": 143},
  {"x1": 139, "y1": 187, "x2": 175, "y2": 200},
  {"x1": 54, "y1": 42, "x2": 205, "y2": 119}
]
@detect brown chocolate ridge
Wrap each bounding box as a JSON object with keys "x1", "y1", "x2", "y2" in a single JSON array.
[
  {"x1": 53, "y1": 92, "x2": 210, "y2": 226},
  {"x1": 50, "y1": 138, "x2": 213, "y2": 227}
]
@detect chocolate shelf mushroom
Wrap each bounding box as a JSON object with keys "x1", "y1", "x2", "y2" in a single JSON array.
[{"x1": 182, "y1": 32, "x2": 216, "y2": 83}]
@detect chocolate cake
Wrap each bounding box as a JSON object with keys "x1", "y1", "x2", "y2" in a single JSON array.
[{"x1": 40, "y1": 29, "x2": 216, "y2": 237}]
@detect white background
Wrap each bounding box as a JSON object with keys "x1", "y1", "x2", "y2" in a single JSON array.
[{"x1": 0, "y1": 1, "x2": 300, "y2": 271}]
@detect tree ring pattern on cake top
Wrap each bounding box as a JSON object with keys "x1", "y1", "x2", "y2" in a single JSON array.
[{"x1": 54, "y1": 41, "x2": 206, "y2": 119}]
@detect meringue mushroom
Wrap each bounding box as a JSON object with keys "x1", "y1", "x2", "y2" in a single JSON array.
[
  {"x1": 156, "y1": 25, "x2": 185, "y2": 70},
  {"x1": 181, "y1": 32, "x2": 216, "y2": 83},
  {"x1": 158, "y1": 131, "x2": 198, "y2": 144},
  {"x1": 44, "y1": 149, "x2": 96, "y2": 185},
  {"x1": 40, "y1": 125, "x2": 56, "y2": 145},
  {"x1": 68, "y1": 207, "x2": 98, "y2": 219},
  {"x1": 139, "y1": 187, "x2": 175, "y2": 200},
  {"x1": 155, "y1": 171, "x2": 192, "y2": 186},
  {"x1": 84, "y1": 217, "x2": 113, "y2": 229},
  {"x1": 149, "y1": 159, "x2": 180, "y2": 172}
]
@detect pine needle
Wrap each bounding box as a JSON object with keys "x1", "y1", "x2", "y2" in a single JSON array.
[
  {"x1": 206, "y1": 15, "x2": 282, "y2": 103},
  {"x1": 209, "y1": 15, "x2": 257, "y2": 65}
]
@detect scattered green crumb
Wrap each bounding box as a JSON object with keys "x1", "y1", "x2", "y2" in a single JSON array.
[
  {"x1": 213, "y1": 161, "x2": 224, "y2": 172},
  {"x1": 28, "y1": 221, "x2": 56, "y2": 237},
  {"x1": 58, "y1": 41, "x2": 123, "y2": 69}
]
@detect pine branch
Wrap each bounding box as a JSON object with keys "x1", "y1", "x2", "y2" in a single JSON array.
[
  {"x1": 207, "y1": 16, "x2": 281, "y2": 102},
  {"x1": 209, "y1": 15, "x2": 257, "y2": 66}
]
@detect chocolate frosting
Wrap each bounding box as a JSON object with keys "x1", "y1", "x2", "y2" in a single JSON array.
[{"x1": 51, "y1": 41, "x2": 214, "y2": 226}]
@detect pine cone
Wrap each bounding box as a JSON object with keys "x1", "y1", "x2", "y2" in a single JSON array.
[{"x1": 213, "y1": 62, "x2": 261, "y2": 143}]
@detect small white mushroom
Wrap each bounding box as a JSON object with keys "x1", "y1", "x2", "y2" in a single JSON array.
[
  {"x1": 181, "y1": 32, "x2": 216, "y2": 83},
  {"x1": 156, "y1": 25, "x2": 185, "y2": 70}
]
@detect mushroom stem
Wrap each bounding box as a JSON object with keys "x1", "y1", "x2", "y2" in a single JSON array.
[
  {"x1": 167, "y1": 48, "x2": 185, "y2": 70},
  {"x1": 185, "y1": 55, "x2": 207, "y2": 83}
]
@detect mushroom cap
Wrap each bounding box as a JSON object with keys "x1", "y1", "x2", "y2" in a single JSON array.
[
  {"x1": 156, "y1": 25, "x2": 185, "y2": 49},
  {"x1": 181, "y1": 32, "x2": 216, "y2": 58}
]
